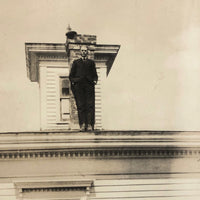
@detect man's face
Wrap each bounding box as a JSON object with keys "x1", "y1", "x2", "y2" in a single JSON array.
[{"x1": 80, "y1": 47, "x2": 88, "y2": 58}]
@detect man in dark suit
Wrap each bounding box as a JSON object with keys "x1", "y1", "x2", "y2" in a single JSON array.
[{"x1": 69, "y1": 45, "x2": 98, "y2": 131}]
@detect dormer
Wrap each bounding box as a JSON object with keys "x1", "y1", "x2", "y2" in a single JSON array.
[{"x1": 25, "y1": 30, "x2": 120, "y2": 130}]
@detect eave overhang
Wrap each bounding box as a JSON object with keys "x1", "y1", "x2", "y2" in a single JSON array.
[
  {"x1": 95, "y1": 44, "x2": 120, "y2": 75},
  {"x1": 0, "y1": 131, "x2": 200, "y2": 160},
  {"x1": 25, "y1": 43, "x2": 120, "y2": 82},
  {"x1": 25, "y1": 43, "x2": 67, "y2": 82}
]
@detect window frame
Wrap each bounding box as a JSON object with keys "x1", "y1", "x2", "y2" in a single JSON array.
[{"x1": 56, "y1": 74, "x2": 71, "y2": 124}]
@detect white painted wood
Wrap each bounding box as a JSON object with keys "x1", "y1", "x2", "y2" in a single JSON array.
[
  {"x1": 45, "y1": 71, "x2": 57, "y2": 129},
  {"x1": 0, "y1": 183, "x2": 14, "y2": 189},
  {"x1": 91, "y1": 197, "x2": 200, "y2": 200},
  {"x1": 39, "y1": 58, "x2": 105, "y2": 130},
  {"x1": 91, "y1": 190, "x2": 200, "y2": 198},
  {"x1": 46, "y1": 74, "x2": 55, "y2": 76},
  {"x1": 93, "y1": 183, "x2": 200, "y2": 192},
  {"x1": 95, "y1": 88, "x2": 101, "y2": 94},
  {"x1": 0, "y1": 189, "x2": 15, "y2": 195},
  {"x1": 47, "y1": 127, "x2": 69, "y2": 130},
  {"x1": 39, "y1": 62, "x2": 71, "y2": 130},
  {"x1": 23, "y1": 198, "x2": 80, "y2": 200},
  {"x1": 91, "y1": 178, "x2": 200, "y2": 199},
  {"x1": 40, "y1": 67, "x2": 47, "y2": 130},
  {"x1": 100, "y1": 67, "x2": 107, "y2": 130},
  {"x1": 94, "y1": 68, "x2": 102, "y2": 129},
  {"x1": 0, "y1": 197, "x2": 16, "y2": 200},
  {"x1": 94, "y1": 179, "x2": 200, "y2": 186},
  {"x1": 0, "y1": 183, "x2": 16, "y2": 200},
  {"x1": 46, "y1": 114, "x2": 57, "y2": 117},
  {"x1": 54, "y1": 68, "x2": 70, "y2": 126},
  {"x1": 39, "y1": 61, "x2": 68, "y2": 68},
  {"x1": 46, "y1": 91, "x2": 56, "y2": 94},
  {"x1": 46, "y1": 66, "x2": 69, "y2": 72}
]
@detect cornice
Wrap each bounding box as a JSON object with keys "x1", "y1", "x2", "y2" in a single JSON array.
[
  {"x1": 38, "y1": 54, "x2": 68, "y2": 61},
  {"x1": 25, "y1": 42, "x2": 120, "y2": 81},
  {"x1": 0, "y1": 148, "x2": 199, "y2": 160},
  {"x1": 0, "y1": 131, "x2": 200, "y2": 160},
  {"x1": 95, "y1": 44, "x2": 120, "y2": 54},
  {"x1": 15, "y1": 180, "x2": 93, "y2": 189}
]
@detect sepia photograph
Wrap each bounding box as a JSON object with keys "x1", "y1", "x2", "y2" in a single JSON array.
[{"x1": 0, "y1": 0, "x2": 200, "y2": 199}]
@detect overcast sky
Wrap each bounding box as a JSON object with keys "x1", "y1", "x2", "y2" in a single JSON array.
[{"x1": 1, "y1": 0, "x2": 200, "y2": 132}]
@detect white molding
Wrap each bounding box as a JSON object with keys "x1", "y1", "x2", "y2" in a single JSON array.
[
  {"x1": 55, "y1": 70, "x2": 70, "y2": 124},
  {"x1": 15, "y1": 180, "x2": 93, "y2": 200},
  {"x1": 0, "y1": 132, "x2": 200, "y2": 160},
  {"x1": 39, "y1": 67, "x2": 47, "y2": 130},
  {"x1": 25, "y1": 43, "x2": 120, "y2": 82}
]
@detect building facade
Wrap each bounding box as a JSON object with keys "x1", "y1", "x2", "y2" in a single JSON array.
[
  {"x1": 25, "y1": 31, "x2": 120, "y2": 130},
  {"x1": 0, "y1": 30, "x2": 200, "y2": 200}
]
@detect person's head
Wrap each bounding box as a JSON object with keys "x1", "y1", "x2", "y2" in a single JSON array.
[{"x1": 80, "y1": 45, "x2": 88, "y2": 58}]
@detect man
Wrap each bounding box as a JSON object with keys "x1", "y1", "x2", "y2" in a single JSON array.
[{"x1": 69, "y1": 45, "x2": 98, "y2": 131}]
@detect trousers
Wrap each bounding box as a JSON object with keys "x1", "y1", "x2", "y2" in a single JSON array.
[{"x1": 72, "y1": 79, "x2": 95, "y2": 126}]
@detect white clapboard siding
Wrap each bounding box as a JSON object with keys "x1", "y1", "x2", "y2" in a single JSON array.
[
  {"x1": 90, "y1": 178, "x2": 200, "y2": 200},
  {"x1": 23, "y1": 198, "x2": 80, "y2": 200},
  {"x1": 94, "y1": 179, "x2": 200, "y2": 185},
  {"x1": 91, "y1": 191, "x2": 200, "y2": 198},
  {"x1": 92, "y1": 197, "x2": 200, "y2": 200},
  {"x1": 0, "y1": 183, "x2": 16, "y2": 200},
  {"x1": 97, "y1": 67, "x2": 107, "y2": 130},
  {"x1": 47, "y1": 126, "x2": 69, "y2": 130},
  {"x1": 40, "y1": 67, "x2": 48, "y2": 129},
  {"x1": 40, "y1": 64, "x2": 104, "y2": 130},
  {"x1": 93, "y1": 184, "x2": 200, "y2": 192},
  {"x1": 40, "y1": 66, "x2": 70, "y2": 130},
  {"x1": 2, "y1": 179, "x2": 200, "y2": 200},
  {"x1": 46, "y1": 67, "x2": 69, "y2": 130},
  {"x1": 95, "y1": 68, "x2": 102, "y2": 129}
]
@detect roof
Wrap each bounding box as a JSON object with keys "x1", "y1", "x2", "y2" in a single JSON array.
[{"x1": 25, "y1": 43, "x2": 120, "y2": 82}]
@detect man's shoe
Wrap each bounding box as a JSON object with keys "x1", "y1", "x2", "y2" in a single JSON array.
[
  {"x1": 80, "y1": 124, "x2": 86, "y2": 132},
  {"x1": 87, "y1": 124, "x2": 94, "y2": 132}
]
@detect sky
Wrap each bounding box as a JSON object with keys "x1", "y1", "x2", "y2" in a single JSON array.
[{"x1": 1, "y1": 0, "x2": 200, "y2": 131}]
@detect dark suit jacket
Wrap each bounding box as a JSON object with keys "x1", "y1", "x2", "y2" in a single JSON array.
[{"x1": 69, "y1": 58, "x2": 98, "y2": 84}]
